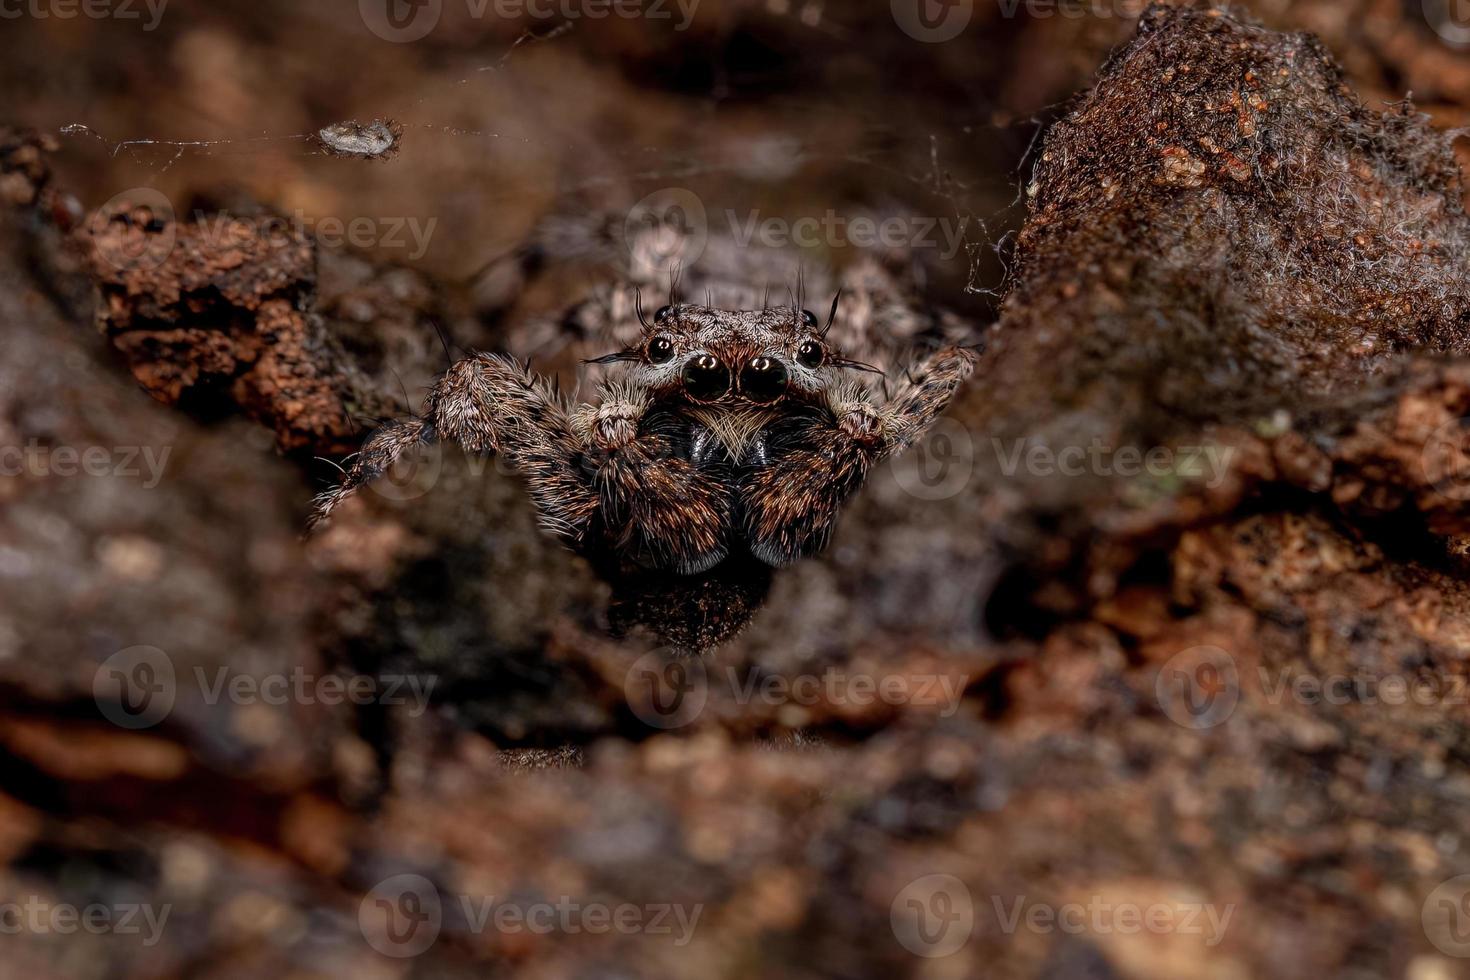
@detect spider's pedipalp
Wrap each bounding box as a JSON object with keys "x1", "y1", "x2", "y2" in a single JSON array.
[
  {"x1": 740, "y1": 345, "x2": 975, "y2": 567},
  {"x1": 586, "y1": 398, "x2": 733, "y2": 575}
]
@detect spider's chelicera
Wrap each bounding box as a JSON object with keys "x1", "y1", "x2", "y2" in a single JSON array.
[{"x1": 313, "y1": 295, "x2": 974, "y2": 647}]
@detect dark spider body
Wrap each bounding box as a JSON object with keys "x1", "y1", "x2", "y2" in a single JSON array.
[{"x1": 313, "y1": 300, "x2": 974, "y2": 649}]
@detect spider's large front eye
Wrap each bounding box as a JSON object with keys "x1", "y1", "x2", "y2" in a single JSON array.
[
  {"x1": 682, "y1": 355, "x2": 731, "y2": 401},
  {"x1": 647, "y1": 336, "x2": 675, "y2": 364},
  {"x1": 741, "y1": 356, "x2": 789, "y2": 403},
  {"x1": 797, "y1": 341, "x2": 824, "y2": 369}
]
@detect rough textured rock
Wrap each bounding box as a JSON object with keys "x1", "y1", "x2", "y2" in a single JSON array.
[
  {"x1": 83, "y1": 200, "x2": 380, "y2": 454},
  {"x1": 946, "y1": 3, "x2": 1470, "y2": 618}
]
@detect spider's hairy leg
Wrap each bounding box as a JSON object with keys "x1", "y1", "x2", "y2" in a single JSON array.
[
  {"x1": 743, "y1": 345, "x2": 976, "y2": 567},
  {"x1": 872, "y1": 345, "x2": 978, "y2": 456},
  {"x1": 577, "y1": 387, "x2": 732, "y2": 576},
  {"x1": 310, "y1": 352, "x2": 599, "y2": 540}
]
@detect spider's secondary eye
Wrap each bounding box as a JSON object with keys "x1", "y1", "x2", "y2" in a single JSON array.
[
  {"x1": 797, "y1": 341, "x2": 824, "y2": 369},
  {"x1": 654, "y1": 305, "x2": 676, "y2": 323},
  {"x1": 647, "y1": 336, "x2": 675, "y2": 364},
  {"x1": 800, "y1": 309, "x2": 819, "y2": 329}
]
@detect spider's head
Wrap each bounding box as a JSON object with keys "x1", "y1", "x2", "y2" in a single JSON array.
[{"x1": 592, "y1": 300, "x2": 874, "y2": 407}]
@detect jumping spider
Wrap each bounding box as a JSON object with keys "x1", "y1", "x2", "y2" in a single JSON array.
[{"x1": 313, "y1": 293, "x2": 974, "y2": 648}]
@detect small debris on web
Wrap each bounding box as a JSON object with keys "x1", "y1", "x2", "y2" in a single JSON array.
[
  {"x1": 53, "y1": 27, "x2": 565, "y2": 175},
  {"x1": 314, "y1": 119, "x2": 403, "y2": 161}
]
